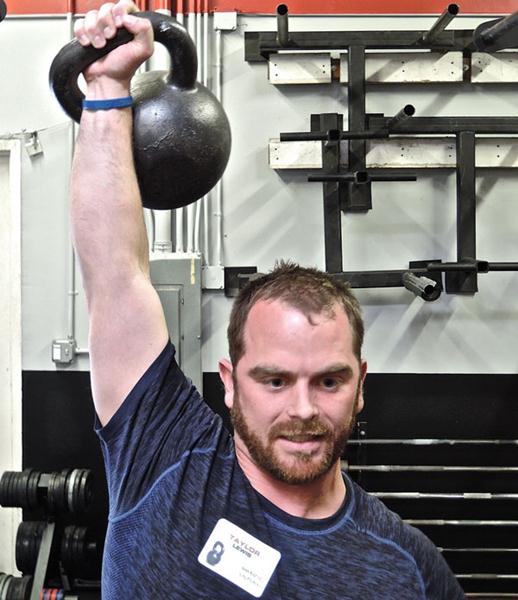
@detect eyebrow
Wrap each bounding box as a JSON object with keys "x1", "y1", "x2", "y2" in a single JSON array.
[
  {"x1": 248, "y1": 365, "x2": 291, "y2": 379},
  {"x1": 248, "y1": 364, "x2": 353, "y2": 380}
]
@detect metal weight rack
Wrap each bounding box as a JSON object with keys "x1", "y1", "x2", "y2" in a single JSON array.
[{"x1": 233, "y1": 3, "x2": 518, "y2": 301}]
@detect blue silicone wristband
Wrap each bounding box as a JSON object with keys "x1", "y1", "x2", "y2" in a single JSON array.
[{"x1": 82, "y1": 96, "x2": 133, "y2": 110}]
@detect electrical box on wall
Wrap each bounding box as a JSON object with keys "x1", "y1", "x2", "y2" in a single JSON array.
[{"x1": 150, "y1": 255, "x2": 202, "y2": 392}]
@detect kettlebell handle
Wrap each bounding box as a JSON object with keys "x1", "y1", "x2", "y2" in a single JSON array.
[{"x1": 49, "y1": 11, "x2": 198, "y2": 123}]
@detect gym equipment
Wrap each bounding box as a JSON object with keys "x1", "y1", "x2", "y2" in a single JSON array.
[
  {"x1": 239, "y1": 4, "x2": 518, "y2": 301},
  {"x1": 16, "y1": 522, "x2": 48, "y2": 575},
  {"x1": 0, "y1": 468, "x2": 100, "y2": 599},
  {"x1": 49, "y1": 11, "x2": 231, "y2": 211},
  {"x1": 473, "y1": 10, "x2": 518, "y2": 52},
  {"x1": 14, "y1": 522, "x2": 99, "y2": 580},
  {"x1": 0, "y1": 469, "x2": 92, "y2": 515},
  {"x1": 0, "y1": 573, "x2": 12, "y2": 600},
  {"x1": 60, "y1": 526, "x2": 99, "y2": 577},
  {"x1": 0, "y1": 573, "x2": 32, "y2": 600}
]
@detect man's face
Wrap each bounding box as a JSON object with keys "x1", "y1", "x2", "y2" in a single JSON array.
[{"x1": 219, "y1": 299, "x2": 366, "y2": 485}]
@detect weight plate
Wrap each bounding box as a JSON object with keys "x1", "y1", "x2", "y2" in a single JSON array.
[
  {"x1": 5, "y1": 575, "x2": 32, "y2": 600},
  {"x1": 0, "y1": 472, "x2": 15, "y2": 507},
  {"x1": 46, "y1": 472, "x2": 60, "y2": 515},
  {"x1": 60, "y1": 526, "x2": 74, "y2": 570},
  {"x1": 16, "y1": 473, "x2": 25, "y2": 508},
  {"x1": 0, "y1": 573, "x2": 13, "y2": 600},
  {"x1": 79, "y1": 469, "x2": 93, "y2": 512},
  {"x1": 27, "y1": 470, "x2": 40, "y2": 510},
  {"x1": 72, "y1": 469, "x2": 90, "y2": 515},
  {"x1": 72, "y1": 526, "x2": 84, "y2": 568},
  {"x1": 18, "y1": 576, "x2": 32, "y2": 600},
  {"x1": 15, "y1": 522, "x2": 44, "y2": 575},
  {"x1": 66, "y1": 469, "x2": 78, "y2": 514},
  {"x1": 56, "y1": 471, "x2": 67, "y2": 514},
  {"x1": 18, "y1": 471, "x2": 31, "y2": 509}
]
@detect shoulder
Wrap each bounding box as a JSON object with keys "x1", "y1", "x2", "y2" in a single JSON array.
[
  {"x1": 347, "y1": 477, "x2": 429, "y2": 557},
  {"x1": 346, "y1": 476, "x2": 465, "y2": 599}
]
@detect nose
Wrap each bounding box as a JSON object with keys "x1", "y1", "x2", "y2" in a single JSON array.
[{"x1": 286, "y1": 383, "x2": 318, "y2": 421}]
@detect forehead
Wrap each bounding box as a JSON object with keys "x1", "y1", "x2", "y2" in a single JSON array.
[{"x1": 242, "y1": 298, "x2": 354, "y2": 359}]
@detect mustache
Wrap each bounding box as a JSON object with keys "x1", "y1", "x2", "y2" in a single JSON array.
[{"x1": 268, "y1": 419, "x2": 331, "y2": 440}]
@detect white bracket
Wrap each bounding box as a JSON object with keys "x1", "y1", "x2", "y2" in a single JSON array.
[{"x1": 214, "y1": 11, "x2": 237, "y2": 32}]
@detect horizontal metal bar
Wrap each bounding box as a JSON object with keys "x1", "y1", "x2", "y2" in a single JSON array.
[
  {"x1": 406, "y1": 519, "x2": 518, "y2": 526},
  {"x1": 246, "y1": 30, "x2": 476, "y2": 62},
  {"x1": 488, "y1": 262, "x2": 518, "y2": 271},
  {"x1": 334, "y1": 269, "x2": 429, "y2": 289},
  {"x1": 442, "y1": 548, "x2": 518, "y2": 552},
  {"x1": 457, "y1": 574, "x2": 518, "y2": 579},
  {"x1": 466, "y1": 595, "x2": 518, "y2": 599},
  {"x1": 372, "y1": 492, "x2": 518, "y2": 500},
  {"x1": 348, "y1": 439, "x2": 518, "y2": 445},
  {"x1": 427, "y1": 261, "x2": 480, "y2": 273},
  {"x1": 345, "y1": 465, "x2": 518, "y2": 472},
  {"x1": 308, "y1": 172, "x2": 417, "y2": 183},
  {"x1": 280, "y1": 131, "x2": 387, "y2": 141},
  {"x1": 368, "y1": 115, "x2": 518, "y2": 134}
]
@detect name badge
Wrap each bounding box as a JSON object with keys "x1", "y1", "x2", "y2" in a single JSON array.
[{"x1": 198, "y1": 518, "x2": 281, "y2": 598}]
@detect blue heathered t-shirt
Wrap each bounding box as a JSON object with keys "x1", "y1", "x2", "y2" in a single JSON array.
[{"x1": 95, "y1": 342, "x2": 465, "y2": 599}]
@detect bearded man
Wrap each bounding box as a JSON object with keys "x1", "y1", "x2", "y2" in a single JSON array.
[{"x1": 71, "y1": 1, "x2": 465, "y2": 598}]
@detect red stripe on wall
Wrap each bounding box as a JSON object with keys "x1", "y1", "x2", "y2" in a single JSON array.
[{"x1": 4, "y1": 0, "x2": 518, "y2": 13}]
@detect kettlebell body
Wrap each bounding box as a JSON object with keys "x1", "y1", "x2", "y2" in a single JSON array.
[{"x1": 49, "y1": 12, "x2": 231, "y2": 210}]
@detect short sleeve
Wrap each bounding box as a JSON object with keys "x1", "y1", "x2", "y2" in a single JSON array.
[{"x1": 95, "y1": 341, "x2": 224, "y2": 517}]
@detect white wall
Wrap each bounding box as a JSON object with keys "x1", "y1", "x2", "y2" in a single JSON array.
[
  {"x1": 0, "y1": 140, "x2": 23, "y2": 575},
  {"x1": 0, "y1": 12, "x2": 516, "y2": 381}
]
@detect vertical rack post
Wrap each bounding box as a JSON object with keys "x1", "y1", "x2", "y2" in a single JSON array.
[
  {"x1": 312, "y1": 113, "x2": 343, "y2": 272},
  {"x1": 447, "y1": 130, "x2": 477, "y2": 292},
  {"x1": 345, "y1": 45, "x2": 371, "y2": 212}
]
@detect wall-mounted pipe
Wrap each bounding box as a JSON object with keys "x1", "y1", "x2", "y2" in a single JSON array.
[
  {"x1": 388, "y1": 104, "x2": 415, "y2": 130},
  {"x1": 202, "y1": 0, "x2": 210, "y2": 262},
  {"x1": 65, "y1": 2, "x2": 87, "y2": 358},
  {"x1": 402, "y1": 271, "x2": 441, "y2": 302},
  {"x1": 148, "y1": 6, "x2": 174, "y2": 253},
  {"x1": 473, "y1": 10, "x2": 518, "y2": 52},
  {"x1": 421, "y1": 3, "x2": 459, "y2": 45},
  {"x1": 276, "y1": 4, "x2": 290, "y2": 47},
  {"x1": 214, "y1": 27, "x2": 223, "y2": 265}
]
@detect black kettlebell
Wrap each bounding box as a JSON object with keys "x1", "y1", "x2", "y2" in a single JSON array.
[{"x1": 49, "y1": 12, "x2": 231, "y2": 210}]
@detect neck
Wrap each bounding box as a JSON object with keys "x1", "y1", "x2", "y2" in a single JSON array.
[{"x1": 234, "y1": 441, "x2": 346, "y2": 519}]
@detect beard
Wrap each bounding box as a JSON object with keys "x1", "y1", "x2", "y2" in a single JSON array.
[{"x1": 230, "y1": 386, "x2": 360, "y2": 485}]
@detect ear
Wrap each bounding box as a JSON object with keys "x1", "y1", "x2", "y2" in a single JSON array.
[
  {"x1": 355, "y1": 360, "x2": 368, "y2": 414},
  {"x1": 218, "y1": 358, "x2": 235, "y2": 410}
]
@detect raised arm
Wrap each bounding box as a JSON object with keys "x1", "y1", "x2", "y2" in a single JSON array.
[{"x1": 71, "y1": 0, "x2": 169, "y2": 426}]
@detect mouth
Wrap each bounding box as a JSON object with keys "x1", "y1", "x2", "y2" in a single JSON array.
[
  {"x1": 277, "y1": 433, "x2": 327, "y2": 454},
  {"x1": 280, "y1": 434, "x2": 325, "y2": 443}
]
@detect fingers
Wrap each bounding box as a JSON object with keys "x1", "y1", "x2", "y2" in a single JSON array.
[
  {"x1": 74, "y1": 0, "x2": 139, "y2": 48},
  {"x1": 112, "y1": 0, "x2": 139, "y2": 25},
  {"x1": 121, "y1": 13, "x2": 153, "y2": 43}
]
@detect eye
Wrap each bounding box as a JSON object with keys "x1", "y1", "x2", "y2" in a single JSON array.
[
  {"x1": 321, "y1": 376, "x2": 340, "y2": 390},
  {"x1": 265, "y1": 377, "x2": 284, "y2": 389}
]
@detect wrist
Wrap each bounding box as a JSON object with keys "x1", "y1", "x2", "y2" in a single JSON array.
[{"x1": 84, "y1": 77, "x2": 131, "y2": 100}]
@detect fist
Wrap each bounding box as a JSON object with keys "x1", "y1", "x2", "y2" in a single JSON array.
[{"x1": 74, "y1": 0, "x2": 154, "y2": 88}]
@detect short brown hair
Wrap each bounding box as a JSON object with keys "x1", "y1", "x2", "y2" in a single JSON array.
[{"x1": 227, "y1": 261, "x2": 364, "y2": 366}]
